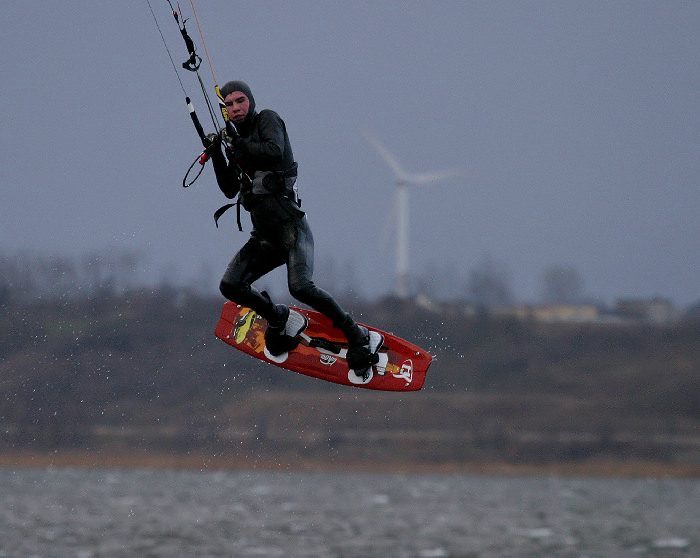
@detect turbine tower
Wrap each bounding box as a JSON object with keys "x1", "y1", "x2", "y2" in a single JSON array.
[{"x1": 364, "y1": 132, "x2": 461, "y2": 298}]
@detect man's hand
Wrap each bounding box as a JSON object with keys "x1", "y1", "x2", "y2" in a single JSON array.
[
  {"x1": 204, "y1": 132, "x2": 220, "y2": 149},
  {"x1": 204, "y1": 133, "x2": 224, "y2": 159},
  {"x1": 229, "y1": 134, "x2": 248, "y2": 155}
]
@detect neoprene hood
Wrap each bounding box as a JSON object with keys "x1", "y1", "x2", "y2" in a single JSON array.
[{"x1": 220, "y1": 80, "x2": 256, "y2": 114}]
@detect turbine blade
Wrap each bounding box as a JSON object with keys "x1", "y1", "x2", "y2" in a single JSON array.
[
  {"x1": 362, "y1": 131, "x2": 409, "y2": 181},
  {"x1": 408, "y1": 168, "x2": 463, "y2": 186}
]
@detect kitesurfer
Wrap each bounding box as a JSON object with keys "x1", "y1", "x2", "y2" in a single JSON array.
[{"x1": 208, "y1": 81, "x2": 382, "y2": 376}]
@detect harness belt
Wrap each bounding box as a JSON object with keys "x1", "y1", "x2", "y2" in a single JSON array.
[{"x1": 214, "y1": 163, "x2": 301, "y2": 231}]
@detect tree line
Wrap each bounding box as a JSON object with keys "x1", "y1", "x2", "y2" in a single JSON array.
[{"x1": 0, "y1": 249, "x2": 631, "y2": 308}]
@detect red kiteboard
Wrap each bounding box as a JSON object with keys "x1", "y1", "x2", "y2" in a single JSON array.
[{"x1": 215, "y1": 301, "x2": 432, "y2": 391}]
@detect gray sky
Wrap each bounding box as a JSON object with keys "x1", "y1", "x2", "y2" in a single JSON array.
[{"x1": 2, "y1": 1, "x2": 698, "y2": 305}]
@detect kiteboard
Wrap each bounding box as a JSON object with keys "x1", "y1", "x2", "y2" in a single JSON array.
[{"x1": 215, "y1": 302, "x2": 432, "y2": 391}]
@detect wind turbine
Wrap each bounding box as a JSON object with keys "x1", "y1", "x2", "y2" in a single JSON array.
[{"x1": 364, "y1": 132, "x2": 461, "y2": 298}]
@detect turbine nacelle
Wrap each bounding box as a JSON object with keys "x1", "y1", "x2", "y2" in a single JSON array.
[{"x1": 363, "y1": 132, "x2": 461, "y2": 187}]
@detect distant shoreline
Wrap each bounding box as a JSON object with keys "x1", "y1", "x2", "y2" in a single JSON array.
[{"x1": 1, "y1": 451, "x2": 698, "y2": 478}]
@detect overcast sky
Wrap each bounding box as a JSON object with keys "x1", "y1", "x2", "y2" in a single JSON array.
[{"x1": 2, "y1": 1, "x2": 698, "y2": 305}]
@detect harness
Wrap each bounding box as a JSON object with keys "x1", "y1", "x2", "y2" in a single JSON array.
[{"x1": 214, "y1": 163, "x2": 302, "y2": 231}]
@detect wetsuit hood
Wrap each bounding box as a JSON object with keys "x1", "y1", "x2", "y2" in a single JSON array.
[{"x1": 221, "y1": 80, "x2": 256, "y2": 129}]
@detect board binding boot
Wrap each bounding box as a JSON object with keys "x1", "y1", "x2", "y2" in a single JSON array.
[
  {"x1": 347, "y1": 326, "x2": 384, "y2": 384},
  {"x1": 264, "y1": 304, "x2": 308, "y2": 363}
]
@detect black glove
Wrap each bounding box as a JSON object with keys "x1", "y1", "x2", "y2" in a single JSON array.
[
  {"x1": 204, "y1": 133, "x2": 224, "y2": 159},
  {"x1": 228, "y1": 133, "x2": 248, "y2": 155}
]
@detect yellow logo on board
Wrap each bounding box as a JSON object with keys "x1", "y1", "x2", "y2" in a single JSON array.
[{"x1": 233, "y1": 310, "x2": 257, "y2": 344}]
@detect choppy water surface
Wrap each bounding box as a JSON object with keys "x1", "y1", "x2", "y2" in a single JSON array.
[{"x1": 0, "y1": 468, "x2": 696, "y2": 557}]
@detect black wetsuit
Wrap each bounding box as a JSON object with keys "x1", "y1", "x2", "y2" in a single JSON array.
[{"x1": 211, "y1": 101, "x2": 359, "y2": 339}]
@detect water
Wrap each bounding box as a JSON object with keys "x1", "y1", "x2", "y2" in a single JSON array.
[{"x1": 0, "y1": 468, "x2": 696, "y2": 557}]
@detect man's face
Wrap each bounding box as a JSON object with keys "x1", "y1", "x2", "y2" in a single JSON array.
[{"x1": 224, "y1": 91, "x2": 250, "y2": 123}]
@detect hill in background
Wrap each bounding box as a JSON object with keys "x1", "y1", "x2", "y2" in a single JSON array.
[{"x1": 1, "y1": 287, "x2": 698, "y2": 473}]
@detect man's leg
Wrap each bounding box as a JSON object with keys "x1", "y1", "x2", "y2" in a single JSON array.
[
  {"x1": 219, "y1": 235, "x2": 285, "y2": 323},
  {"x1": 286, "y1": 219, "x2": 382, "y2": 375},
  {"x1": 286, "y1": 219, "x2": 359, "y2": 336},
  {"x1": 220, "y1": 233, "x2": 307, "y2": 357}
]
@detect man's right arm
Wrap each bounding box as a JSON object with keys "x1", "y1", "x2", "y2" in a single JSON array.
[{"x1": 208, "y1": 137, "x2": 241, "y2": 199}]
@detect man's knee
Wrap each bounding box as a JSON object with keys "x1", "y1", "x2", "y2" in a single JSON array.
[{"x1": 220, "y1": 278, "x2": 245, "y2": 301}]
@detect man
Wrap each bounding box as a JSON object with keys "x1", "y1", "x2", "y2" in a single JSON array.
[{"x1": 208, "y1": 80, "x2": 382, "y2": 377}]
